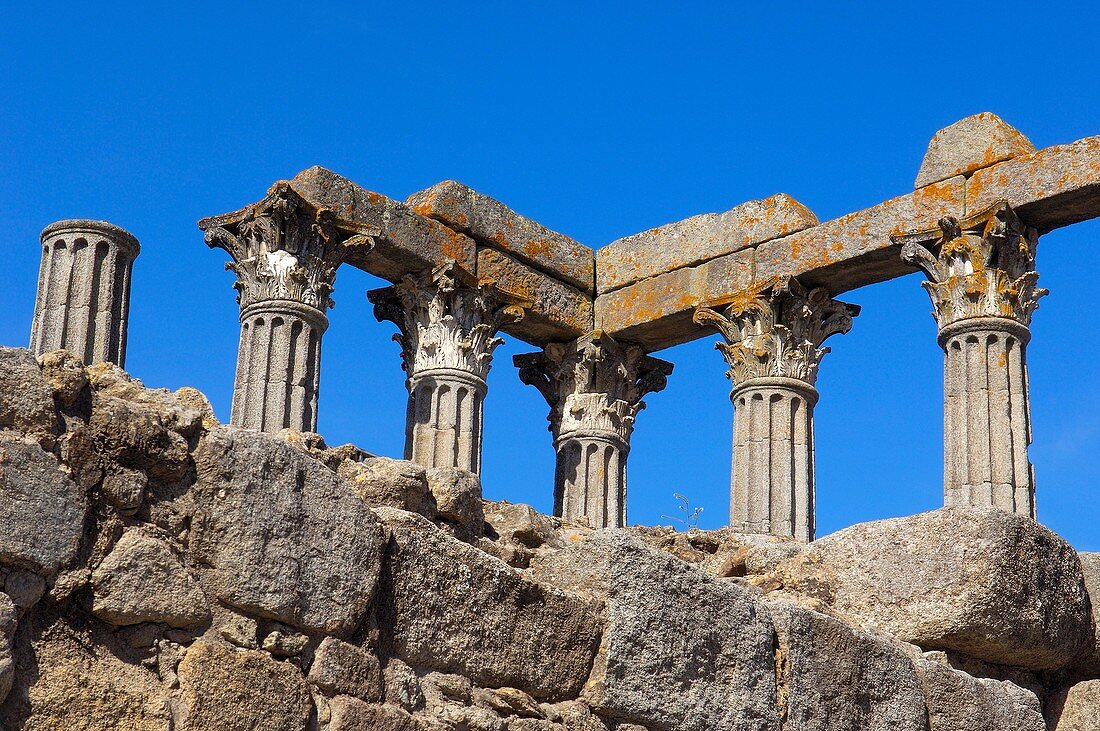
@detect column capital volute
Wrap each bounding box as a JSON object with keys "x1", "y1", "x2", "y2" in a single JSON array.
[
  {"x1": 895, "y1": 199, "x2": 1047, "y2": 330},
  {"x1": 693, "y1": 276, "x2": 859, "y2": 388},
  {"x1": 368, "y1": 260, "x2": 530, "y2": 381},
  {"x1": 200, "y1": 181, "x2": 378, "y2": 312}
]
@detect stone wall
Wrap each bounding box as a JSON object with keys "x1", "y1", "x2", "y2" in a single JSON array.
[{"x1": 0, "y1": 346, "x2": 1097, "y2": 730}]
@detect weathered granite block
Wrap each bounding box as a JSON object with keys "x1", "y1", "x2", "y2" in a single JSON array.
[
  {"x1": 1047, "y1": 679, "x2": 1100, "y2": 731},
  {"x1": 527, "y1": 531, "x2": 778, "y2": 731},
  {"x1": 375, "y1": 507, "x2": 600, "y2": 700},
  {"x1": 966, "y1": 135, "x2": 1100, "y2": 232},
  {"x1": 91, "y1": 528, "x2": 210, "y2": 628},
  {"x1": 408, "y1": 180, "x2": 594, "y2": 293},
  {"x1": 597, "y1": 193, "x2": 817, "y2": 294},
  {"x1": 594, "y1": 248, "x2": 752, "y2": 350},
  {"x1": 754, "y1": 176, "x2": 964, "y2": 295},
  {"x1": 190, "y1": 427, "x2": 384, "y2": 635},
  {"x1": 912, "y1": 656, "x2": 1045, "y2": 731},
  {"x1": 809, "y1": 508, "x2": 1090, "y2": 671},
  {"x1": 915, "y1": 113, "x2": 1035, "y2": 188},
  {"x1": 766, "y1": 600, "x2": 926, "y2": 731},
  {"x1": 178, "y1": 640, "x2": 311, "y2": 731},
  {"x1": 1077, "y1": 552, "x2": 1100, "y2": 676},
  {"x1": 0, "y1": 437, "x2": 86, "y2": 575},
  {"x1": 476, "y1": 247, "x2": 593, "y2": 342}
]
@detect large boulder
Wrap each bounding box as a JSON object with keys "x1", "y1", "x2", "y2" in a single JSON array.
[
  {"x1": 0, "y1": 437, "x2": 86, "y2": 574},
  {"x1": 3, "y1": 615, "x2": 171, "y2": 730},
  {"x1": 807, "y1": 508, "x2": 1090, "y2": 671},
  {"x1": 178, "y1": 640, "x2": 311, "y2": 731},
  {"x1": 339, "y1": 456, "x2": 436, "y2": 516},
  {"x1": 376, "y1": 508, "x2": 600, "y2": 700},
  {"x1": 528, "y1": 531, "x2": 778, "y2": 731},
  {"x1": 91, "y1": 528, "x2": 210, "y2": 628},
  {"x1": 1047, "y1": 679, "x2": 1100, "y2": 731},
  {"x1": 0, "y1": 593, "x2": 15, "y2": 704},
  {"x1": 766, "y1": 600, "x2": 925, "y2": 731},
  {"x1": 0, "y1": 347, "x2": 59, "y2": 446},
  {"x1": 1077, "y1": 552, "x2": 1100, "y2": 675},
  {"x1": 913, "y1": 656, "x2": 1045, "y2": 731},
  {"x1": 190, "y1": 427, "x2": 384, "y2": 634},
  {"x1": 309, "y1": 637, "x2": 382, "y2": 701}
]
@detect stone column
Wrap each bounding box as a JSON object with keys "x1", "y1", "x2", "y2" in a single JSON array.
[
  {"x1": 30, "y1": 219, "x2": 140, "y2": 367},
  {"x1": 898, "y1": 201, "x2": 1046, "y2": 517},
  {"x1": 369, "y1": 262, "x2": 527, "y2": 474},
  {"x1": 694, "y1": 277, "x2": 859, "y2": 541},
  {"x1": 200, "y1": 182, "x2": 375, "y2": 434},
  {"x1": 514, "y1": 332, "x2": 673, "y2": 528}
]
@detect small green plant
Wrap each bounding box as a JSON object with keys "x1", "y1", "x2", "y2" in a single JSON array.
[{"x1": 661, "y1": 493, "x2": 704, "y2": 531}]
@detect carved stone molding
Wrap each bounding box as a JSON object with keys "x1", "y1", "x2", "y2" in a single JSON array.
[
  {"x1": 896, "y1": 200, "x2": 1047, "y2": 329},
  {"x1": 693, "y1": 276, "x2": 859, "y2": 387},
  {"x1": 201, "y1": 182, "x2": 376, "y2": 312},
  {"x1": 369, "y1": 261, "x2": 528, "y2": 383},
  {"x1": 515, "y1": 331, "x2": 673, "y2": 445}
]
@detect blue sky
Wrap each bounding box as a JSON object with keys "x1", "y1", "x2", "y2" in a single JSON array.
[{"x1": 3, "y1": 2, "x2": 1098, "y2": 549}]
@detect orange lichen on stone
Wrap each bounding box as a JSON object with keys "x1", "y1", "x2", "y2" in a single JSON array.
[
  {"x1": 755, "y1": 177, "x2": 964, "y2": 294},
  {"x1": 915, "y1": 113, "x2": 1035, "y2": 188},
  {"x1": 596, "y1": 193, "x2": 818, "y2": 294},
  {"x1": 407, "y1": 180, "x2": 594, "y2": 294},
  {"x1": 966, "y1": 135, "x2": 1100, "y2": 232}
]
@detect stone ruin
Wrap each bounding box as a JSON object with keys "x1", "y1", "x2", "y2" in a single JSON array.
[{"x1": 0, "y1": 112, "x2": 1098, "y2": 729}]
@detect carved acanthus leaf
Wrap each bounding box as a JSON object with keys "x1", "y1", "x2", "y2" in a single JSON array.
[
  {"x1": 894, "y1": 200, "x2": 1047, "y2": 327},
  {"x1": 369, "y1": 261, "x2": 529, "y2": 381},
  {"x1": 514, "y1": 331, "x2": 673, "y2": 442},
  {"x1": 201, "y1": 182, "x2": 377, "y2": 311},
  {"x1": 693, "y1": 276, "x2": 859, "y2": 386}
]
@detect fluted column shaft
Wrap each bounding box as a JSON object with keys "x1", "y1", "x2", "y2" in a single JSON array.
[
  {"x1": 201, "y1": 182, "x2": 375, "y2": 434},
  {"x1": 898, "y1": 201, "x2": 1044, "y2": 516},
  {"x1": 940, "y1": 318, "x2": 1034, "y2": 515},
  {"x1": 31, "y1": 220, "x2": 140, "y2": 366},
  {"x1": 371, "y1": 262, "x2": 526, "y2": 474},
  {"x1": 232, "y1": 300, "x2": 327, "y2": 433},
  {"x1": 515, "y1": 333, "x2": 672, "y2": 528},
  {"x1": 405, "y1": 368, "x2": 486, "y2": 473},
  {"x1": 730, "y1": 377, "x2": 817, "y2": 541},
  {"x1": 695, "y1": 277, "x2": 858, "y2": 542}
]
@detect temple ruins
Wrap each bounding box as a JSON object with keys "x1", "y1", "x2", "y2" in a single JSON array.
[{"x1": 27, "y1": 112, "x2": 1100, "y2": 537}]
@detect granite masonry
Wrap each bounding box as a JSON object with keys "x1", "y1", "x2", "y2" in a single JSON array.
[{"x1": 5, "y1": 112, "x2": 1100, "y2": 728}]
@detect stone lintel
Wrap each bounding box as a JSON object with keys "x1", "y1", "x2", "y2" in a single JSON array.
[
  {"x1": 407, "y1": 180, "x2": 595, "y2": 294},
  {"x1": 287, "y1": 166, "x2": 478, "y2": 281},
  {"x1": 594, "y1": 249, "x2": 753, "y2": 351},
  {"x1": 755, "y1": 176, "x2": 966, "y2": 294},
  {"x1": 915, "y1": 112, "x2": 1035, "y2": 189},
  {"x1": 476, "y1": 247, "x2": 593, "y2": 344},
  {"x1": 596, "y1": 193, "x2": 818, "y2": 294},
  {"x1": 966, "y1": 135, "x2": 1100, "y2": 233}
]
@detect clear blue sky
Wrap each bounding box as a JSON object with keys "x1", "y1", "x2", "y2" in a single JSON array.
[{"x1": 3, "y1": 2, "x2": 1098, "y2": 549}]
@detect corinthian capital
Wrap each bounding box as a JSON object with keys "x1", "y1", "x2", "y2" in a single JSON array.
[
  {"x1": 895, "y1": 200, "x2": 1047, "y2": 328},
  {"x1": 200, "y1": 182, "x2": 377, "y2": 311},
  {"x1": 514, "y1": 331, "x2": 673, "y2": 442},
  {"x1": 693, "y1": 277, "x2": 859, "y2": 387},
  {"x1": 369, "y1": 261, "x2": 529, "y2": 381}
]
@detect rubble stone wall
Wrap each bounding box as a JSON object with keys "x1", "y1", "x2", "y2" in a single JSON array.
[{"x1": 0, "y1": 346, "x2": 1097, "y2": 730}]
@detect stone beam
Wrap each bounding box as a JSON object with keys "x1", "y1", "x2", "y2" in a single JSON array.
[
  {"x1": 476, "y1": 248, "x2": 592, "y2": 342},
  {"x1": 596, "y1": 193, "x2": 818, "y2": 294},
  {"x1": 288, "y1": 167, "x2": 477, "y2": 282},
  {"x1": 966, "y1": 135, "x2": 1100, "y2": 233},
  {"x1": 407, "y1": 180, "x2": 594, "y2": 294},
  {"x1": 596, "y1": 117, "x2": 1100, "y2": 353},
  {"x1": 594, "y1": 249, "x2": 752, "y2": 351}
]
